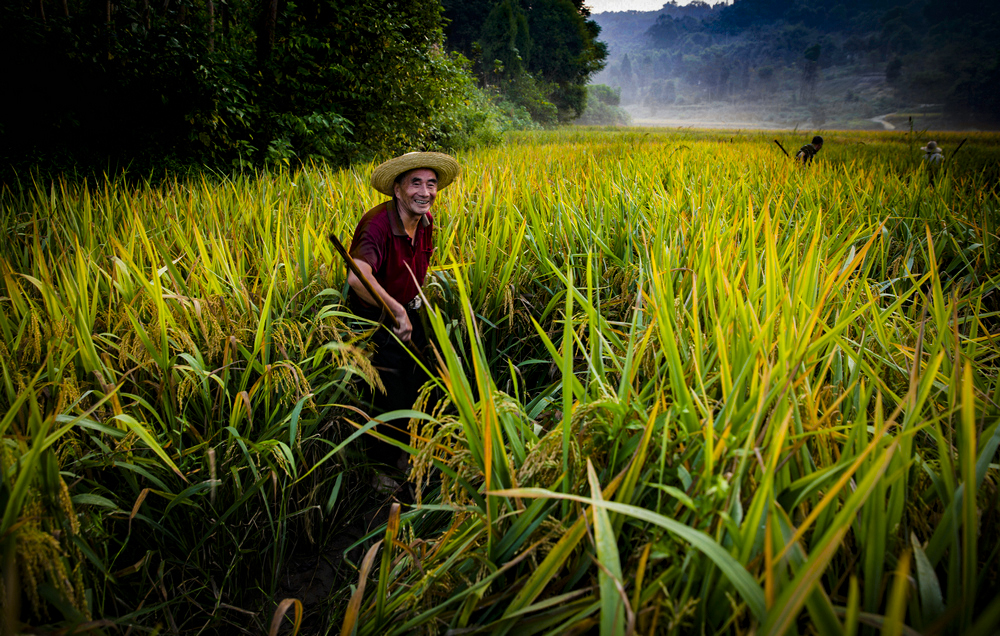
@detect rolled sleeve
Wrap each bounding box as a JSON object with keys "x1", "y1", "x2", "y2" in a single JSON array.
[{"x1": 348, "y1": 204, "x2": 388, "y2": 269}]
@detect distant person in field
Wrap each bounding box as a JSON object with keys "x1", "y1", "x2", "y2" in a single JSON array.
[
  {"x1": 921, "y1": 140, "x2": 944, "y2": 165},
  {"x1": 921, "y1": 140, "x2": 944, "y2": 186},
  {"x1": 345, "y1": 151, "x2": 460, "y2": 466},
  {"x1": 796, "y1": 135, "x2": 823, "y2": 164}
]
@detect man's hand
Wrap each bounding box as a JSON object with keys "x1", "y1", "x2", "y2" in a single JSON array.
[
  {"x1": 392, "y1": 307, "x2": 413, "y2": 342},
  {"x1": 347, "y1": 258, "x2": 412, "y2": 339}
]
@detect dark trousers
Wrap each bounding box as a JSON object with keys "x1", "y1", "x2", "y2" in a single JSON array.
[{"x1": 349, "y1": 297, "x2": 433, "y2": 465}]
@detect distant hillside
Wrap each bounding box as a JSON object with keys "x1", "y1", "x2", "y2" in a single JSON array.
[
  {"x1": 588, "y1": 0, "x2": 1000, "y2": 130},
  {"x1": 590, "y1": 2, "x2": 723, "y2": 53}
]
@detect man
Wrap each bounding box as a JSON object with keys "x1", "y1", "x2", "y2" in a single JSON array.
[
  {"x1": 345, "y1": 151, "x2": 460, "y2": 464},
  {"x1": 921, "y1": 140, "x2": 944, "y2": 163},
  {"x1": 921, "y1": 140, "x2": 944, "y2": 186},
  {"x1": 795, "y1": 135, "x2": 823, "y2": 165}
]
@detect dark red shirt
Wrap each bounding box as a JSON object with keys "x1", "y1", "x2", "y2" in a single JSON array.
[{"x1": 348, "y1": 200, "x2": 434, "y2": 307}]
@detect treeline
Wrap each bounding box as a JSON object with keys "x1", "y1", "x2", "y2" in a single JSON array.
[
  {"x1": 594, "y1": 0, "x2": 999, "y2": 125},
  {"x1": 0, "y1": 0, "x2": 606, "y2": 181},
  {"x1": 441, "y1": 0, "x2": 608, "y2": 125}
]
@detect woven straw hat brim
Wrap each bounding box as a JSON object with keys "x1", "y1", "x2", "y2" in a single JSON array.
[
  {"x1": 921, "y1": 143, "x2": 942, "y2": 152},
  {"x1": 370, "y1": 152, "x2": 461, "y2": 196}
]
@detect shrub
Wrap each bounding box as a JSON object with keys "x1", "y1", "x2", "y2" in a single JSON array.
[{"x1": 576, "y1": 85, "x2": 631, "y2": 126}]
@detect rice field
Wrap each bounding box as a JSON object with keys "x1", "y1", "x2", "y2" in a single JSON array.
[{"x1": 2, "y1": 128, "x2": 999, "y2": 635}]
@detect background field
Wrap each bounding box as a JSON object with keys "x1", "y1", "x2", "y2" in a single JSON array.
[{"x1": 2, "y1": 128, "x2": 999, "y2": 635}]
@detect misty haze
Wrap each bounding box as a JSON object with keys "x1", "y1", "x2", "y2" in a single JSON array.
[{"x1": 578, "y1": 0, "x2": 1000, "y2": 131}]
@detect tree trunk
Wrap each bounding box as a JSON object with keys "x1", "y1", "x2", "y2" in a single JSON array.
[
  {"x1": 96, "y1": 0, "x2": 111, "y2": 58},
  {"x1": 106, "y1": 0, "x2": 112, "y2": 57},
  {"x1": 38, "y1": 0, "x2": 47, "y2": 21},
  {"x1": 256, "y1": 0, "x2": 278, "y2": 67},
  {"x1": 208, "y1": 0, "x2": 215, "y2": 52}
]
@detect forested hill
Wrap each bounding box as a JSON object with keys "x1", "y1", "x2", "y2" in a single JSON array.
[
  {"x1": 589, "y1": 1, "x2": 722, "y2": 52},
  {"x1": 591, "y1": 0, "x2": 1000, "y2": 129}
]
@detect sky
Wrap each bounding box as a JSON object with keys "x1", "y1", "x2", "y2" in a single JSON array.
[{"x1": 586, "y1": 0, "x2": 691, "y2": 14}]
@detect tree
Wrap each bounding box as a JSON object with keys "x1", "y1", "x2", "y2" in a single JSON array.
[
  {"x1": 802, "y1": 43, "x2": 821, "y2": 101},
  {"x1": 442, "y1": 0, "x2": 496, "y2": 58},
  {"x1": 521, "y1": 0, "x2": 608, "y2": 120},
  {"x1": 441, "y1": 0, "x2": 607, "y2": 123},
  {"x1": 590, "y1": 84, "x2": 620, "y2": 106},
  {"x1": 576, "y1": 84, "x2": 630, "y2": 125},
  {"x1": 620, "y1": 53, "x2": 633, "y2": 80},
  {"x1": 648, "y1": 15, "x2": 682, "y2": 49},
  {"x1": 886, "y1": 57, "x2": 903, "y2": 85},
  {"x1": 644, "y1": 78, "x2": 676, "y2": 114},
  {"x1": 756, "y1": 65, "x2": 775, "y2": 100},
  {"x1": 480, "y1": 0, "x2": 532, "y2": 82}
]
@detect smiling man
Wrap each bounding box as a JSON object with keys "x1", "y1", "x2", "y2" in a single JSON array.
[{"x1": 345, "y1": 151, "x2": 460, "y2": 467}]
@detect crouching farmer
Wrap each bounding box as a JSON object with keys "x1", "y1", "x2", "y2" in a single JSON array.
[
  {"x1": 345, "y1": 151, "x2": 460, "y2": 466},
  {"x1": 796, "y1": 135, "x2": 823, "y2": 165}
]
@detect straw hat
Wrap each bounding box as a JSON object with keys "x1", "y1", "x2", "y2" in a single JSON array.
[
  {"x1": 921, "y1": 141, "x2": 942, "y2": 153},
  {"x1": 370, "y1": 152, "x2": 461, "y2": 196}
]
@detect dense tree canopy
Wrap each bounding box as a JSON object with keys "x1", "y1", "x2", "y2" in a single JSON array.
[
  {"x1": 0, "y1": 0, "x2": 515, "y2": 180},
  {"x1": 442, "y1": 0, "x2": 608, "y2": 123}
]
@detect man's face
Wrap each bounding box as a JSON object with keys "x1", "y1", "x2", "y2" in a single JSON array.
[{"x1": 394, "y1": 168, "x2": 438, "y2": 218}]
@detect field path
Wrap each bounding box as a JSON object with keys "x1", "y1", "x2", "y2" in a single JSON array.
[{"x1": 870, "y1": 113, "x2": 896, "y2": 130}]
